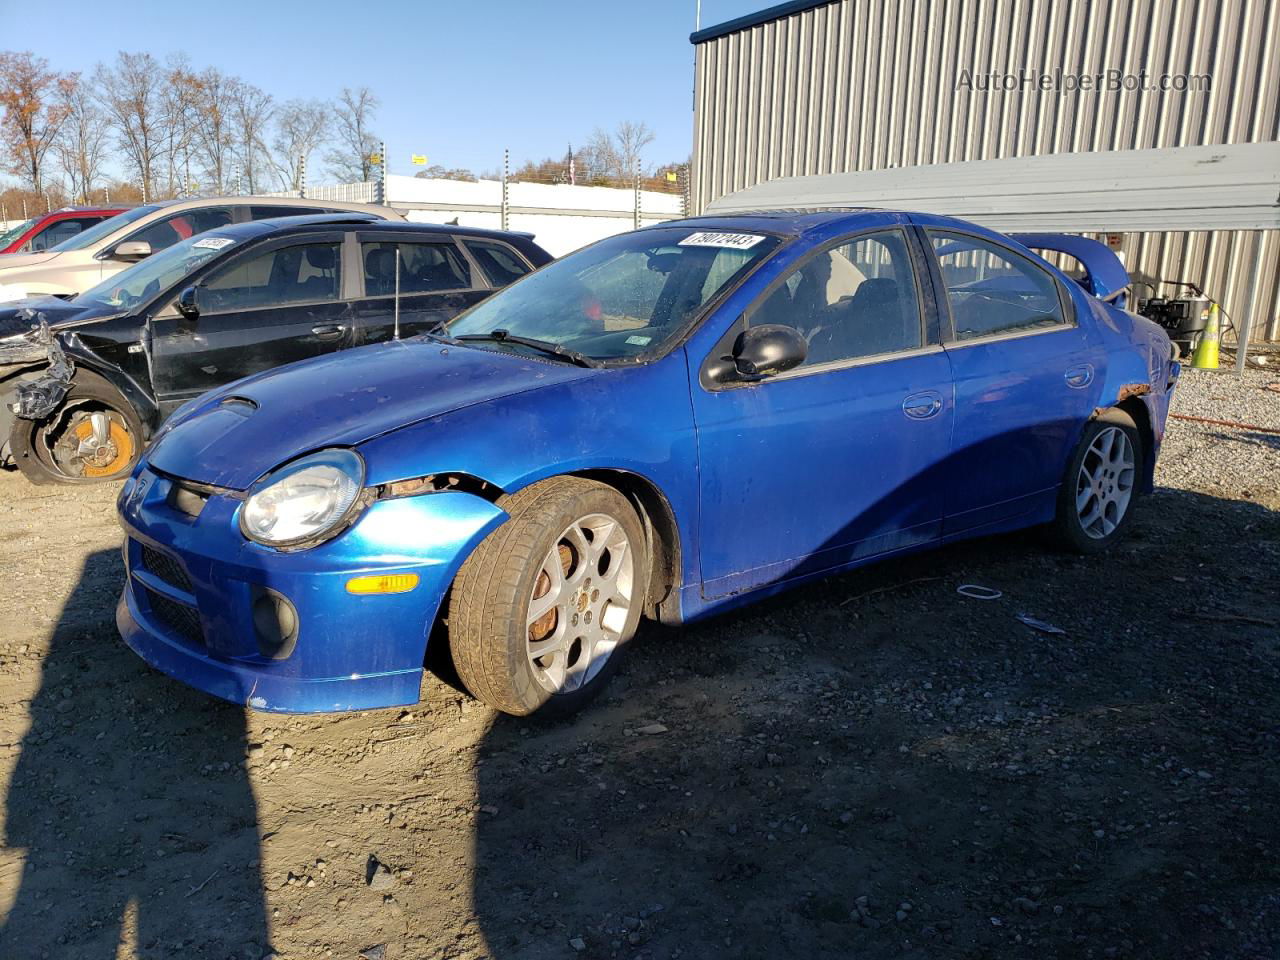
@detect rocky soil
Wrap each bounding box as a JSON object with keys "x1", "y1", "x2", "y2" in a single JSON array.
[{"x1": 0, "y1": 367, "x2": 1276, "y2": 960}]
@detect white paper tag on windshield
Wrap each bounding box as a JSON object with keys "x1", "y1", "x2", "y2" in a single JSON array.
[
  {"x1": 678, "y1": 232, "x2": 765, "y2": 250},
  {"x1": 192, "y1": 236, "x2": 235, "y2": 250}
]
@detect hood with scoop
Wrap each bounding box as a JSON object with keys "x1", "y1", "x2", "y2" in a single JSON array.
[{"x1": 146, "y1": 339, "x2": 602, "y2": 489}]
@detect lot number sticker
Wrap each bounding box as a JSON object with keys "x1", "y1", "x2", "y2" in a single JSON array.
[
  {"x1": 678, "y1": 232, "x2": 766, "y2": 250},
  {"x1": 193, "y1": 236, "x2": 235, "y2": 250}
]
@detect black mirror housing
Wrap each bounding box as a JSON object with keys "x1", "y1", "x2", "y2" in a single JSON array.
[
  {"x1": 177, "y1": 286, "x2": 201, "y2": 320},
  {"x1": 731, "y1": 323, "x2": 808, "y2": 379}
]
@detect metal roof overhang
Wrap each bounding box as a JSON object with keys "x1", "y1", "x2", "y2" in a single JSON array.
[{"x1": 705, "y1": 142, "x2": 1280, "y2": 233}]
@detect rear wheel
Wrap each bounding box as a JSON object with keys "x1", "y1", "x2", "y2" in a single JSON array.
[
  {"x1": 10, "y1": 376, "x2": 143, "y2": 484},
  {"x1": 447, "y1": 477, "x2": 648, "y2": 716},
  {"x1": 1051, "y1": 410, "x2": 1143, "y2": 554}
]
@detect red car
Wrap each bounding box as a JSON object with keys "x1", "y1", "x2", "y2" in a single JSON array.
[{"x1": 0, "y1": 207, "x2": 126, "y2": 255}]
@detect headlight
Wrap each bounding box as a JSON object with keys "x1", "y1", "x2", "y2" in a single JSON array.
[{"x1": 240, "y1": 448, "x2": 365, "y2": 547}]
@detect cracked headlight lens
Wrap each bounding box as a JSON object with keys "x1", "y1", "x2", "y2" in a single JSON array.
[{"x1": 240, "y1": 448, "x2": 365, "y2": 548}]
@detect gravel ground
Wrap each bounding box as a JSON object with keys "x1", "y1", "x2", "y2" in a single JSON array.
[{"x1": 0, "y1": 369, "x2": 1276, "y2": 960}]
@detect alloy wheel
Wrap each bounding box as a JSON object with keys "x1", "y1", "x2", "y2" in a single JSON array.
[
  {"x1": 525, "y1": 512, "x2": 635, "y2": 695},
  {"x1": 1074, "y1": 425, "x2": 1135, "y2": 539}
]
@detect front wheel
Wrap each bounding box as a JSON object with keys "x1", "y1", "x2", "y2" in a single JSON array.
[
  {"x1": 1051, "y1": 410, "x2": 1143, "y2": 554},
  {"x1": 10, "y1": 374, "x2": 144, "y2": 484},
  {"x1": 446, "y1": 477, "x2": 648, "y2": 716}
]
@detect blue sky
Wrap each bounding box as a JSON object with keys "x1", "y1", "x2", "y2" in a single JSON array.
[{"x1": 0, "y1": 0, "x2": 767, "y2": 182}]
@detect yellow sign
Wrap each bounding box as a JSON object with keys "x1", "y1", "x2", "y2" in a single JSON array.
[
  {"x1": 665, "y1": 171, "x2": 678, "y2": 182},
  {"x1": 368, "y1": 153, "x2": 383, "y2": 166},
  {"x1": 411, "y1": 154, "x2": 429, "y2": 166}
]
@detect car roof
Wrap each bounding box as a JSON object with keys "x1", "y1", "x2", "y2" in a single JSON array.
[
  {"x1": 202, "y1": 214, "x2": 538, "y2": 243},
  {"x1": 651, "y1": 208, "x2": 895, "y2": 238}
]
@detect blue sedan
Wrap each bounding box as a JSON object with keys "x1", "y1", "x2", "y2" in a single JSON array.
[{"x1": 116, "y1": 210, "x2": 1178, "y2": 715}]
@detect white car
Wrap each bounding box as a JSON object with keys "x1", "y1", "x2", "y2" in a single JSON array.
[{"x1": 0, "y1": 196, "x2": 403, "y2": 302}]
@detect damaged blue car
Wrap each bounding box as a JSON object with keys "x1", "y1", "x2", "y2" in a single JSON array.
[{"x1": 116, "y1": 210, "x2": 1178, "y2": 716}]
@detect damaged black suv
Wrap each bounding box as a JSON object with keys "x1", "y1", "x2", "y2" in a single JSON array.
[{"x1": 0, "y1": 213, "x2": 551, "y2": 483}]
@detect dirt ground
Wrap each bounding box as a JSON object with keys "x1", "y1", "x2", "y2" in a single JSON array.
[{"x1": 0, "y1": 369, "x2": 1277, "y2": 960}]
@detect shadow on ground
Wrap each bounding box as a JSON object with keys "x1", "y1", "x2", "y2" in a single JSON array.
[
  {"x1": 0, "y1": 550, "x2": 268, "y2": 959},
  {"x1": 470, "y1": 489, "x2": 1280, "y2": 959}
]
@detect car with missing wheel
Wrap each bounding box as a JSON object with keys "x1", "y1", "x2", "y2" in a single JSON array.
[
  {"x1": 115, "y1": 209, "x2": 1178, "y2": 717},
  {"x1": 0, "y1": 214, "x2": 551, "y2": 483}
]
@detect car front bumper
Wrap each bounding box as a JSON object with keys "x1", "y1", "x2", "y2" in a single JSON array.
[{"x1": 116, "y1": 465, "x2": 507, "y2": 713}]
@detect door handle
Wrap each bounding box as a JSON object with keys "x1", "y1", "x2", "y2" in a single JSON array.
[
  {"x1": 311, "y1": 324, "x2": 346, "y2": 340},
  {"x1": 902, "y1": 391, "x2": 944, "y2": 420},
  {"x1": 1064, "y1": 363, "x2": 1094, "y2": 388}
]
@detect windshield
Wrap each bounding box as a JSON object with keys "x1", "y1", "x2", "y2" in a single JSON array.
[
  {"x1": 49, "y1": 205, "x2": 160, "y2": 252},
  {"x1": 72, "y1": 232, "x2": 239, "y2": 312},
  {"x1": 447, "y1": 226, "x2": 782, "y2": 360},
  {"x1": 0, "y1": 218, "x2": 36, "y2": 249}
]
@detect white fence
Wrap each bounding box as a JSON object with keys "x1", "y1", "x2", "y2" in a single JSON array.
[{"x1": 269, "y1": 175, "x2": 686, "y2": 256}]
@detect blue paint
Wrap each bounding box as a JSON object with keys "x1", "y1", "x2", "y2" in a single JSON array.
[{"x1": 118, "y1": 210, "x2": 1176, "y2": 713}]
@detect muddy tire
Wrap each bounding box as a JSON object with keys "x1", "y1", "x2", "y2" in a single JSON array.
[
  {"x1": 1051, "y1": 409, "x2": 1144, "y2": 554},
  {"x1": 447, "y1": 476, "x2": 648, "y2": 717},
  {"x1": 10, "y1": 372, "x2": 144, "y2": 485}
]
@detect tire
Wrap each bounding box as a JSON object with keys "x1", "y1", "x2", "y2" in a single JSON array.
[
  {"x1": 447, "y1": 476, "x2": 649, "y2": 717},
  {"x1": 9, "y1": 372, "x2": 144, "y2": 485},
  {"x1": 1051, "y1": 409, "x2": 1144, "y2": 554}
]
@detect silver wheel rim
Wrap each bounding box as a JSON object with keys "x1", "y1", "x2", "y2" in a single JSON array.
[
  {"x1": 526, "y1": 512, "x2": 635, "y2": 695},
  {"x1": 1075, "y1": 426, "x2": 1135, "y2": 540}
]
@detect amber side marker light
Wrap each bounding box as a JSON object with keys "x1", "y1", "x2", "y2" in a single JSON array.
[{"x1": 346, "y1": 573, "x2": 420, "y2": 595}]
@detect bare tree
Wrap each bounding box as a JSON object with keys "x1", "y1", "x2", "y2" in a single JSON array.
[
  {"x1": 156, "y1": 55, "x2": 202, "y2": 197},
  {"x1": 191, "y1": 66, "x2": 235, "y2": 193},
  {"x1": 0, "y1": 51, "x2": 74, "y2": 193},
  {"x1": 579, "y1": 121, "x2": 656, "y2": 183},
  {"x1": 53, "y1": 74, "x2": 109, "y2": 202},
  {"x1": 95, "y1": 52, "x2": 167, "y2": 200},
  {"x1": 272, "y1": 99, "x2": 329, "y2": 191},
  {"x1": 228, "y1": 79, "x2": 273, "y2": 193},
  {"x1": 324, "y1": 87, "x2": 379, "y2": 182}
]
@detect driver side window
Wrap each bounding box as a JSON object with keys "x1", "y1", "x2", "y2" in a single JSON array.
[
  {"x1": 747, "y1": 229, "x2": 923, "y2": 367},
  {"x1": 928, "y1": 231, "x2": 1067, "y2": 341},
  {"x1": 202, "y1": 243, "x2": 341, "y2": 312}
]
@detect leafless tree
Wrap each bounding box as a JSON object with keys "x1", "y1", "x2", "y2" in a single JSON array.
[
  {"x1": 53, "y1": 74, "x2": 109, "y2": 202},
  {"x1": 0, "y1": 51, "x2": 74, "y2": 193},
  {"x1": 228, "y1": 79, "x2": 273, "y2": 193},
  {"x1": 324, "y1": 86, "x2": 379, "y2": 182},
  {"x1": 271, "y1": 99, "x2": 329, "y2": 191},
  {"x1": 191, "y1": 66, "x2": 235, "y2": 193},
  {"x1": 580, "y1": 121, "x2": 655, "y2": 182},
  {"x1": 94, "y1": 52, "x2": 167, "y2": 200}
]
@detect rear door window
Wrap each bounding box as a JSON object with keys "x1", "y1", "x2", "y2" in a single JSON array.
[
  {"x1": 202, "y1": 242, "x2": 342, "y2": 312},
  {"x1": 462, "y1": 239, "x2": 533, "y2": 287},
  {"x1": 29, "y1": 217, "x2": 106, "y2": 251},
  {"x1": 928, "y1": 231, "x2": 1068, "y2": 340},
  {"x1": 127, "y1": 206, "x2": 236, "y2": 253},
  {"x1": 360, "y1": 241, "x2": 472, "y2": 296}
]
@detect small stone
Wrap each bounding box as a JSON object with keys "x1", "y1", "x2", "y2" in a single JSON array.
[
  {"x1": 367, "y1": 862, "x2": 395, "y2": 892},
  {"x1": 359, "y1": 946, "x2": 386, "y2": 960},
  {"x1": 569, "y1": 937, "x2": 587, "y2": 951},
  {"x1": 895, "y1": 910, "x2": 908, "y2": 922},
  {"x1": 636, "y1": 723, "x2": 668, "y2": 735}
]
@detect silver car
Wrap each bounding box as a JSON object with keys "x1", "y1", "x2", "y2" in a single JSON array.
[{"x1": 0, "y1": 196, "x2": 404, "y2": 302}]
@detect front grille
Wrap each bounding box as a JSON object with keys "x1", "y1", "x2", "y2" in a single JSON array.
[
  {"x1": 144, "y1": 587, "x2": 204, "y2": 647},
  {"x1": 140, "y1": 544, "x2": 193, "y2": 594}
]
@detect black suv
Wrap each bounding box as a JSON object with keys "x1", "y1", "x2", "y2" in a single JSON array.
[{"x1": 0, "y1": 214, "x2": 552, "y2": 483}]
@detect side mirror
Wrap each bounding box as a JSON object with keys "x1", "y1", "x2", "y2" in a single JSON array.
[
  {"x1": 177, "y1": 285, "x2": 201, "y2": 320},
  {"x1": 726, "y1": 323, "x2": 808, "y2": 380},
  {"x1": 112, "y1": 240, "x2": 152, "y2": 262}
]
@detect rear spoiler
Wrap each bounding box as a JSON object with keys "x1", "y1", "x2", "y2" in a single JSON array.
[{"x1": 1010, "y1": 233, "x2": 1130, "y2": 305}]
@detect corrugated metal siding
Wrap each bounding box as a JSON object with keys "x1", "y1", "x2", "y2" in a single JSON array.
[{"x1": 692, "y1": 0, "x2": 1280, "y2": 340}]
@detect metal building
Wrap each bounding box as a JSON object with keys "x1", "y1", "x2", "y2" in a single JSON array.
[{"x1": 690, "y1": 0, "x2": 1280, "y2": 341}]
